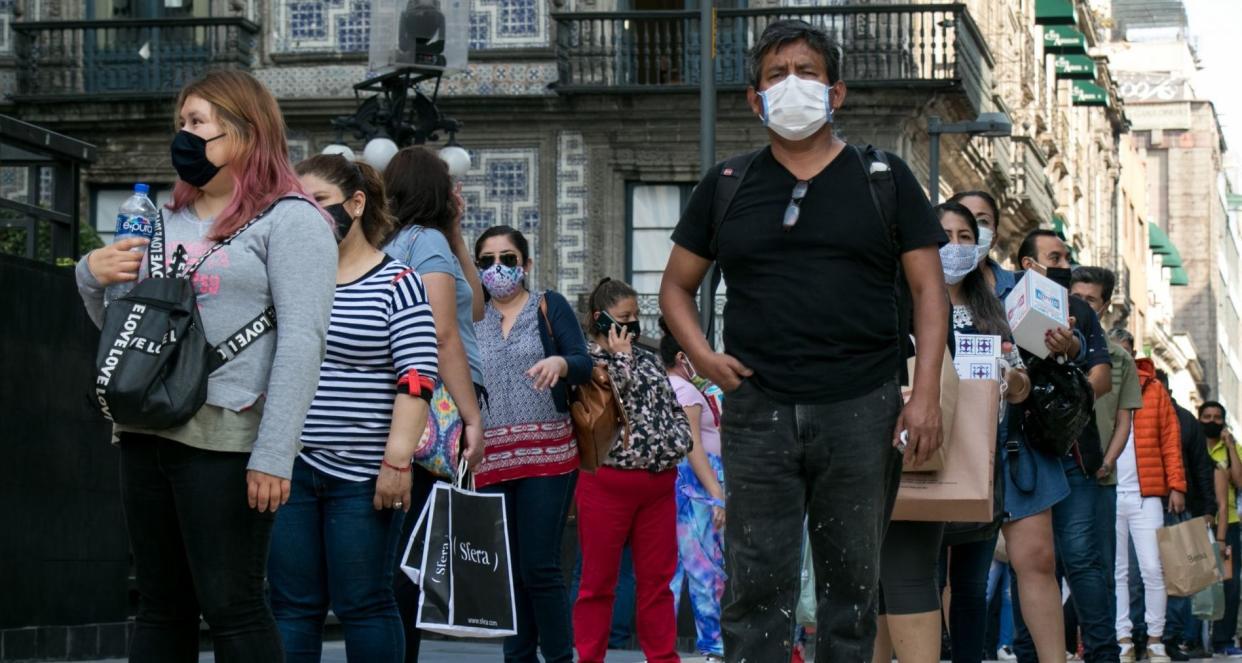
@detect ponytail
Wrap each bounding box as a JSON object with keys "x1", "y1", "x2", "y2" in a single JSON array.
[{"x1": 295, "y1": 154, "x2": 395, "y2": 248}]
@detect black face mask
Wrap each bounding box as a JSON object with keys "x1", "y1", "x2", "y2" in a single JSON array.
[
  {"x1": 1203, "y1": 421, "x2": 1225, "y2": 440},
  {"x1": 1042, "y1": 266, "x2": 1073, "y2": 290},
  {"x1": 170, "y1": 131, "x2": 225, "y2": 188},
  {"x1": 324, "y1": 203, "x2": 353, "y2": 242},
  {"x1": 594, "y1": 310, "x2": 641, "y2": 339}
]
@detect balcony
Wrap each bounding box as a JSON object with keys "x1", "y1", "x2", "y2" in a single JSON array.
[
  {"x1": 1009, "y1": 135, "x2": 1057, "y2": 228},
  {"x1": 553, "y1": 4, "x2": 992, "y2": 104},
  {"x1": 12, "y1": 18, "x2": 259, "y2": 102}
]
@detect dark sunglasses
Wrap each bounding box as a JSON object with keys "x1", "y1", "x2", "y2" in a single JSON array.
[
  {"x1": 783, "y1": 180, "x2": 810, "y2": 231},
  {"x1": 476, "y1": 253, "x2": 520, "y2": 270}
]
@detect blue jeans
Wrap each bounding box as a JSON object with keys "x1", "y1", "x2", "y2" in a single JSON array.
[
  {"x1": 1214, "y1": 522, "x2": 1241, "y2": 648},
  {"x1": 268, "y1": 458, "x2": 406, "y2": 663},
  {"x1": 940, "y1": 535, "x2": 998, "y2": 663},
  {"x1": 484, "y1": 472, "x2": 577, "y2": 663},
  {"x1": 988, "y1": 561, "x2": 1014, "y2": 648},
  {"x1": 1096, "y1": 483, "x2": 1118, "y2": 623},
  {"x1": 1013, "y1": 461, "x2": 1119, "y2": 663}
]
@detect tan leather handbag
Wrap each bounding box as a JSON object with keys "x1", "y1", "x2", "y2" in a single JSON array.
[{"x1": 570, "y1": 365, "x2": 630, "y2": 472}]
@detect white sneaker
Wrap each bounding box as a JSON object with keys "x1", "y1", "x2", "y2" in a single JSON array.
[
  {"x1": 1119, "y1": 640, "x2": 1136, "y2": 663},
  {"x1": 997, "y1": 645, "x2": 1018, "y2": 661},
  {"x1": 1146, "y1": 642, "x2": 1172, "y2": 663}
]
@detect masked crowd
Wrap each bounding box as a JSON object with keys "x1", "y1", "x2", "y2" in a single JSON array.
[{"x1": 71, "y1": 16, "x2": 1238, "y2": 663}]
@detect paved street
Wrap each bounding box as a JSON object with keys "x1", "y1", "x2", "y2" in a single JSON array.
[{"x1": 66, "y1": 638, "x2": 1226, "y2": 663}]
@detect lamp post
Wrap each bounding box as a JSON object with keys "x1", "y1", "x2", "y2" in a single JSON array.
[
  {"x1": 698, "y1": 1, "x2": 717, "y2": 344},
  {"x1": 926, "y1": 112, "x2": 1013, "y2": 206}
]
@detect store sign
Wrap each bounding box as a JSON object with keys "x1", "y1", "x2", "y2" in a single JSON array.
[
  {"x1": 1054, "y1": 55, "x2": 1096, "y2": 79},
  {"x1": 1044, "y1": 26, "x2": 1087, "y2": 54},
  {"x1": 1116, "y1": 72, "x2": 1193, "y2": 102},
  {"x1": 1071, "y1": 80, "x2": 1108, "y2": 107},
  {"x1": 1127, "y1": 102, "x2": 1193, "y2": 130}
]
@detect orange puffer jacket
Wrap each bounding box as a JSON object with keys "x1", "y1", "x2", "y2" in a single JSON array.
[{"x1": 1131, "y1": 358, "x2": 1187, "y2": 497}]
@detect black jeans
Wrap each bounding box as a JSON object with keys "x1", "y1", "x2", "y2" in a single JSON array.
[
  {"x1": 720, "y1": 379, "x2": 902, "y2": 663},
  {"x1": 482, "y1": 472, "x2": 578, "y2": 663},
  {"x1": 939, "y1": 534, "x2": 998, "y2": 663},
  {"x1": 118, "y1": 433, "x2": 282, "y2": 663}
]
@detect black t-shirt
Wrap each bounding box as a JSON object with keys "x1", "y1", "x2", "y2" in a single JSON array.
[{"x1": 671, "y1": 146, "x2": 946, "y2": 403}]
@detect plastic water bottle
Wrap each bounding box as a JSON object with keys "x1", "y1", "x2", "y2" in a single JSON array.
[{"x1": 105, "y1": 183, "x2": 157, "y2": 306}]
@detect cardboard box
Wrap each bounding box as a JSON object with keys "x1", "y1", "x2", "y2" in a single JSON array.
[
  {"x1": 953, "y1": 334, "x2": 1002, "y2": 381},
  {"x1": 1004, "y1": 270, "x2": 1069, "y2": 359},
  {"x1": 955, "y1": 357, "x2": 1001, "y2": 381}
]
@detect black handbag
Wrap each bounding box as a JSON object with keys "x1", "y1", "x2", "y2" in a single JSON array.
[
  {"x1": 1021, "y1": 356, "x2": 1095, "y2": 458},
  {"x1": 91, "y1": 198, "x2": 299, "y2": 429}
]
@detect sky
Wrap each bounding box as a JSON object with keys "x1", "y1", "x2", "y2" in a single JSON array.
[{"x1": 1183, "y1": 0, "x2": 1242, "y2": 169}]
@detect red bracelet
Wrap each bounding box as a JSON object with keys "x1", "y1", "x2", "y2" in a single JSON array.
[{"x1": 381, "y1": 459, "x2": 412, "y2": 473}]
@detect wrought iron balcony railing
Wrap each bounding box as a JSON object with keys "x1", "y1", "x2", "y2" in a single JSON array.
[
  {"x1": 553, "y1": 3, "x2": 991, "y2": 100},
  {"x1": 12, "y1": 17, "x2": 259, "y2": 102}
]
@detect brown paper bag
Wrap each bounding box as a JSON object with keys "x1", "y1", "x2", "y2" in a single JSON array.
[
  {"x1": 892, "y1": 379, "x2": 998, "y2": 522},
  {"x1": 900, "y1": 351, "x2": 960, "y2": 473},
  {"x1": 1158, "y1": 516, "x2": 1221, "y2": 597}
]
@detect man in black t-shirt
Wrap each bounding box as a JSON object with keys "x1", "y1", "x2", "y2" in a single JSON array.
[{"x1": 659, "y1": 19, "x2": 949, "y2": 663}]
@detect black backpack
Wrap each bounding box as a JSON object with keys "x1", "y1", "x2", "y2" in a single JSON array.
[
  {"x1": 705, "y1": 143, "x2": 914, "y2": 381},
  {"x1": 92, "y1": 196, "x2": 304, "y2": 429}
]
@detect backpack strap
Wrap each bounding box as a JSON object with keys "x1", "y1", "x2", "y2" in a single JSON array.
[
  {"x1": 705, "y1": 149, "x2": 763, "y2": 348},
  {"x1": 148, "y1": 208, "x2": 167, "y2": 279},
  {"x1": 209, "y1": 306, "x2": 277, "y2": 371}
]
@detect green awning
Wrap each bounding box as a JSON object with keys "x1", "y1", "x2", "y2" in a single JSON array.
[
  {"x1": 1162, "y1": 245, "x2": 1183, "y2": 268},
  {"x1": 1036, "y1": 0, "x2": 1077, "y2": 25},
  {"x1": 1072, "y1": 80, "x2": 1109, "y2": 107},
  {"x1": 1148, "y1": 224, "x2": 1173, "y2": 254},
  {"x1": 1055, "y1": 54, "x2": 1096, "y2": 79},
  {"x1": 1169, "y1": 266, "x2": 1190, "y2": 286},
  {"x1": 1044, "y1": 26, "x2": 1087, "y2": 54}
]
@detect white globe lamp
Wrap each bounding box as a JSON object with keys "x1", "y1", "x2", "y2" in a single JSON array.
[
  {"x1": 321, "y1": 144, "x2": 356, "y2": 161},
  {"x1": 439, "y1": 145, "x2": 472, "y2": 178},
  {"x1": 363, "y1": 137, "x2": 400, "y2": 173}
]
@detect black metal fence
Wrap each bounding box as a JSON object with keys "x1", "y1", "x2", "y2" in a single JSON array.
[
  {"x1": 553, "y1": 3, "x2": 991, "y2": 94},
  {"x1": 12, "y1": 17, "x2": 259, "y2": 100}
]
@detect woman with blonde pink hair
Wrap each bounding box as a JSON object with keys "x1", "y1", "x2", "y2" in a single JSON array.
[{"x1": 75, "y1": 70, "x2": 337, "y2": 662}]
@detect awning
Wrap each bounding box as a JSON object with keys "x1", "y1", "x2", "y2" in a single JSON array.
[
  {"x1": 1071, "y1": 80, "x2": 1109, "y2": 107},
  {"x1": 1036, "y1": 0, "x2": 1077, "y2": 25},
  {"x1": 1055, "y1": 54, "x2": 1096, "y2": 79},
  {"x1": 1169, "y1": 267, "x2": 1190, "y2": 286},
  {"x1": 1162, "y1": 245, "x2": 1183, "y2": 268},
  {"x1": 1148, "y1": 223, "x2": 1173, "y2": 254},
  {"x1": 1044, "y1": 26, "x2": 1087, "y2": 54}
]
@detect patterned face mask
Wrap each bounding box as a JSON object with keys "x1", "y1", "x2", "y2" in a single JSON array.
[
  {"x1": 481, "y1": 263, "x2": 525, "y2": 299},
  {"x1": 940, "y1": 243, "x2": 986, "y2": 285}
]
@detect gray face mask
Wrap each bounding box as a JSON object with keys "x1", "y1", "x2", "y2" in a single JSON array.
[{"x1": 976, "y1": 226, "x2": 995, "y2": 264}]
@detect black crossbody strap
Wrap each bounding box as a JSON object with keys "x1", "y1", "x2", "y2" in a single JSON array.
[
  {"x1": 209, "y1": 306, "x2": 277, "y2": 371},
  {"x1": 182, "y1": 195, "x2": 311, "y2": 278},
  {"x1": 148, "y1": 208, "x2": 167, "y2": 279}
]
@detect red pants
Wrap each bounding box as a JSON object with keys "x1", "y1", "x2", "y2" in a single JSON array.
[{"x1": 574, "y1": 466, "x2": 680, "y2": 663}]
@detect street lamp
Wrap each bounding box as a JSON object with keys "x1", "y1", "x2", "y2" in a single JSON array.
[{"x1": 926, "y1": 111, "x2": 1013, "y2": 206}]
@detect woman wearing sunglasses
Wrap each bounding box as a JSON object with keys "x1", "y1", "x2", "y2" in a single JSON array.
[{"x1": 470, "y1": 225, "x2": 591, "y2": 662}]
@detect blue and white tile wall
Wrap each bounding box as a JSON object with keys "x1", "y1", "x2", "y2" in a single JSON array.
[
  {"x1": 0, "y1": 0, "x2": 13, "y2": 54},
  {"x1": 274, "y1": 0, "x2": 548, "y2": 53},
  {"x1": 556, "y1": 132, "x2": 589, "y2": 298},
  {"x1": 457, "y1": 147, "x2": 542, "y2": 287}
]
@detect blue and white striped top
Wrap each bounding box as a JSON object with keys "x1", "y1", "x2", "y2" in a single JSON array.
[{"x1": 300, "y1": 256, "x2": 439, "y2": 481}]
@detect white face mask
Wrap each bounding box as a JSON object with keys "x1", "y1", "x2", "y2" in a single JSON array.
[
  {"x1": 758, "y1": 75, "x2": 833, "y2": 141},
  {"x1": 940, "y1": 243, "x2": 988, "y2": 285},
  {"x1": 975, "y1": 226, "x2": 994, "y2": 264}
]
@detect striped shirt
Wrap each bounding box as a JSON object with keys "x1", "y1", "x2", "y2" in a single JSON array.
[{"x1": 300, "y1": 256, "x2": 439, "y2": 481}]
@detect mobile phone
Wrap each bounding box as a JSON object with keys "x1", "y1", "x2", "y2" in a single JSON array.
[{"x1": 593, "y1": 310, "x2": 621, "y2": 336}]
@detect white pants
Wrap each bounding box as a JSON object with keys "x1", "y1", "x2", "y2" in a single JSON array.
[{"x1": 1115, "y1": 491, "x2": 1167, "y2": 640}]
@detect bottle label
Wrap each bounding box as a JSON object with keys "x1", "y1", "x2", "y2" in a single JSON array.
[{"x1": 116, "y1": 213, "x2": 153, "y2": 237}]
